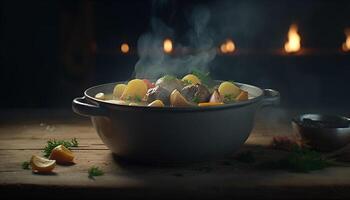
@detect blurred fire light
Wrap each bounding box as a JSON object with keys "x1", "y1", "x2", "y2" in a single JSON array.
[
  {"x1": 342, "y1": 29, "x2": 350, "y2": 52},
  {"x1": 121, "y1": 43, "x2": 130, "y2": 54},
  {"x1": 163, "y1": 38, "x2": 173, "y2": 53},
  {"x1": 284, "y1": 24, "x2": 301, "y2": 53},
  {"x1": 220, "y1": 39, "x2": 236, "y2": 53}
]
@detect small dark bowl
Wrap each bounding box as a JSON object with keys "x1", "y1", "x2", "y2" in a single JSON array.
[{"x1": 292, "y1": 114, "x2": 350, "y2": 152}]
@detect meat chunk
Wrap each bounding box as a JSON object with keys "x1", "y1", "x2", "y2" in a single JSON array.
[
  {"x1": 155, "y1": 75, "x2": 184, "y2": 92},
  {"x1": 181, "y1": 84, "x2": 211, "y2": 103},
  {"x1": 146, "y1": 85, "x2": 171, "y2": 105}
]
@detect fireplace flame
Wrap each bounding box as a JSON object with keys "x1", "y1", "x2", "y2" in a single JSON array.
[
  {"x1": 284, "y1": 24, "x2": 301, "y2": 53},
  {"x1": 121, "y1": 43, "x2": 130, "y2": 54},
  {"x1": 163, "y1": 38, "x2": 173, "y2": 53},
  {"x1": 342, "y1": 29, "x2": 350, "y2": 52},
  {"x1": 220, "y1": 39, "x2": 235, "y2": 53}
]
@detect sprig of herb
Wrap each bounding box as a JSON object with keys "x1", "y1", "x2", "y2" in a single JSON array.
[
  {"x1": 21, "y1": 161, "x2": 30, "y2": 170},
  {"x1": 191, "y1": 69, "x2": 215, "y2": 88},
  {"x1": 88, "y1": 166, "x2": 104, "y2": 179},
  {"x1": 284, "y1": 146, "x2": 332, "y2": 172},
  {"x1": 43, "y1": 138, "x2": 78, "y2": 157},
  {"x1": 71, "y1": 138, "x2": 78, "y2": 146},
  {"x1": 223, "y1": 94, "x2": 235, "y2": 103},
  {"x1": 182, "y1": 79, "x2": 192, "y2": 85},
  {"x1": 192, "y1": 96, "x2": 200, "y2": 104},
  {"x1": 259, "y1": 145, "x2": 333, "y2": 173},
  {"x1": 134, "y1": 95, "x2": 142, "y2": 102}
]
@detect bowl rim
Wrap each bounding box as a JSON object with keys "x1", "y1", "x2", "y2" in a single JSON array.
[
  {"x1": 83, "y1": 81, "x2": 265, "y2": 112},
  {"x1": 292, "y1": 113, "x2": 350, "y2": 130}
]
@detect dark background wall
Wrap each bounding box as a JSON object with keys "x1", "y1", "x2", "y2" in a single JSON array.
[{"x1": 1, "y1": 0, "x2": 349, "y2": 110}]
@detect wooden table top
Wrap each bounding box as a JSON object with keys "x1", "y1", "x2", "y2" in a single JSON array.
[{"x1": 1, "y1": 108, "x2": 350, "y2": 199}]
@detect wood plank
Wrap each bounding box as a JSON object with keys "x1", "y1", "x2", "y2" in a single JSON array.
[
  {"x1": 1, "y1": 149, "x2": 350, "y2": 188},
  {"x1": 1, "y1": 109, "x2": 350, "y2": 199},
  {"x1": 0, "y1": 135, "x2": 273, "y2": 150}
]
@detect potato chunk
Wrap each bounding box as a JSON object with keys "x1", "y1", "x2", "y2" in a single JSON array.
[
  {"x1": 218, "y1": 81, "x2": 241, "y2": 99},
  {"x1": 113, "y1": 84, "x2": 127, "y2": 98},
  {"x1": 95, "y1": 92, "x2": 105, "y2": 100},
  {"x1": 236, "y1": 91, "x2": 248, "y2": 101},
  {"x1": 182, "y1": 74, "x2": 201, "y2": 85},
  {"x1": 121, "y1": 79, "x2": 148, "y2": 100}
]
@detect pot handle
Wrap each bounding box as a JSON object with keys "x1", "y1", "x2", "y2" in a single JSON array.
[
  {"x1": 72, "y1": 96, "x2": 107, "y2": 117},
  {"x1": 261, "y1": 89, "x2": 280, "y2": 107}
]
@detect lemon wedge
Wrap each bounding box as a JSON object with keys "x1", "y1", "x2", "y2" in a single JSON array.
[
  {"x1": 30, "y1": 155, "x2": 56, "y2": 173},
  {"x1": 49, "y1": 145, "x2": 74, "y2": 164}
]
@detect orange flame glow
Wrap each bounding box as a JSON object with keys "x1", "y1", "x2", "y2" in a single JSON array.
[
  {"x1": 120, "y1": 43, "x2": 130, "y2": 53},
  {"x1": 342, "y1": 29, "x2": 350, "y2": 52},
  {"x1": 163, "y1": 38, "x2": 173, "y2": 53},
  {"x1": 220, "y1": 43, "x2": 227, "y2": 53},
  {"x1": 220, "y1": 39, "x2": 236, "y2": 53},
  {"x1": 284, "y1": 24, "x2": 301, "y2": 53}
]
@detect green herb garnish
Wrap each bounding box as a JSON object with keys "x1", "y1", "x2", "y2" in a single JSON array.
[
  {"x1": 21, "y1": 161, "x2": 30, "y2": 170},
  {"x1": 192, "y1": 96, "x2": 200, "y2": 104},
  {"x1": 223, "y1": 94, "x2": 235, "y2": 103},
  {"x1": 134, "y1": 95, "x2": 142, "y2": 102},
  {"x1": 43, "y1": 138, "x2": 78, "y2": 157},
  {"x1": 125, "y1": 96, "x2": 132, "y2": 102},
  {"x1": 88, "y1": 166, "x2": 104, "y2": 179},
  {"x1": 162, "y1": 75, "x2": 176, "y2": 81},
  {"x1": 182, "y1": 79, "x2": 192, "y2": 85},
  {"x1": 71, "y1": 138, "x2": 78, "y2": 147},
  {"x1": 191, "y1": 69, "x2": 215, "y2": 87},
  {"x1": 259, "y1": 145, "x2": 333, "y2": 173},
  {"x1": 283, "y1": 146, "x2": 332, "y2": 172}
]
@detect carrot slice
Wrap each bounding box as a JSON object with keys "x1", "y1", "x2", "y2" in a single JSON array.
[
  {"x1": 236, "y1": 91, "x2": 248, "y2": 101},
  {"x1": 198, "y1": 102, "x2": 224, "y2": 107}
]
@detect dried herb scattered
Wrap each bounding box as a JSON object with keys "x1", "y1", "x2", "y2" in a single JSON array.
[
  {"x1": 21, "y1": 161, "x2": 30, "y2": 170},
  {"x1": 43, "y1": 138, "x2": 78, "y2": 157},
  {"x1": 88, "y1": 166, "x2": 104, "y2": 179}
]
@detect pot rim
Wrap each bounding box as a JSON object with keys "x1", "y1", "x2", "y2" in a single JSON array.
[{"x1": 82, "y1": 81, "x2": 271, "y2": 112}]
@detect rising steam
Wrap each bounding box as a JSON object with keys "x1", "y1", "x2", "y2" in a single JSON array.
[{"x1": 134, "y1": 6, "x2": 216, "y2": 79}]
